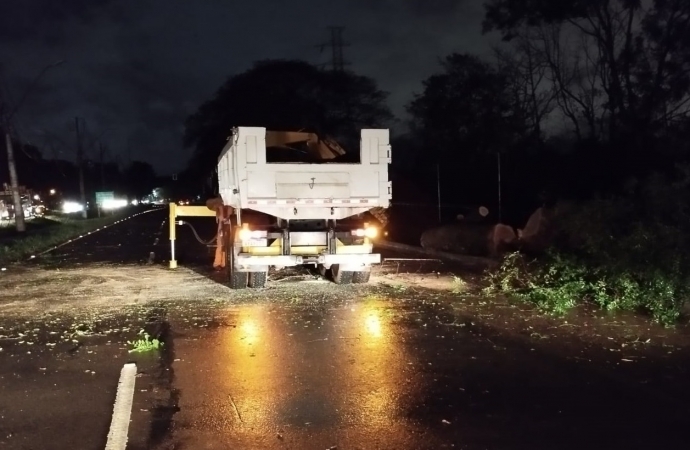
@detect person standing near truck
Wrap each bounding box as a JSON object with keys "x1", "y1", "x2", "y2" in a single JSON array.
[{"x1": 206, "y1": 196, "x2": 232, "y2": 270}]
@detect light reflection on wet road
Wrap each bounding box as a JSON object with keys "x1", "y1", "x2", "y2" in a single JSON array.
[
  {"x1": 168, "y1": 298, "x2": 448, "y2": 449},
  {"x1": 159, "y1": 290, "x2": 690, "y2": 450}
]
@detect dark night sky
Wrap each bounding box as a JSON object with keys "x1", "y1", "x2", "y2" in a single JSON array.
[{"x1": 0, "y1": 0, "x2": 497, "y2": 175}]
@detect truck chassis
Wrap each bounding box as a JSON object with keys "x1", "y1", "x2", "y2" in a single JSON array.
[{"x1": 224, "y1": 218, "x2": 378, "y2": 288}]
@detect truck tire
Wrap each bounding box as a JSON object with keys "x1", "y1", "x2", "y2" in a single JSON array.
[
  {"x1": 226, "y1": 226, "x2": 247, "y2": 289},
  {"x1": 352, "y1": 271, "x2": 371, "y2": 284},
  {"x1": 229, "y1": 270, "x2": 248, "y2": 289},
  {"x1": 331, "y1": 265, "x2": 353, "y2": 285},
  {"x1": 248, "y1": 271, "x2": 267, "y2": 289}
]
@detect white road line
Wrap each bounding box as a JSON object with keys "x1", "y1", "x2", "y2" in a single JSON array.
[
  {"x1": 31, "y1": 209, "x2": 158, "y2": 259},
  {"x1": 148, "y1": 218, "x2": 166, "y2": 259},
  {"x1": 105, "y1": 362, "x2": 137, "y2": 450}
]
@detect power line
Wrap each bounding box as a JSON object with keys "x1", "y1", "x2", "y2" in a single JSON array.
[{"x1": 316, "y1": 26, "x2": 351, "y2": 72}]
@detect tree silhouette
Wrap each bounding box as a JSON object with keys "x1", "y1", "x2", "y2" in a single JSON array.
[
  {"x1": 407, "y1": 53, "x2": 525, "y2": 162},
  {"x1": 183, "y1": 59, "x2": 393, "y2": 181},
  {"x1": 123, "y1": 160, "x2": 157, "y2": 198}
]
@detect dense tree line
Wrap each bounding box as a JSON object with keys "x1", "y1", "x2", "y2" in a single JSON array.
[
  {"x1": 0, "y1": 136, "x2": 159, "y2": 200},
  {"x1": 6, "y1": 1, "x2": 685, "y2": 226},
  {"x1": 182, "y1": 1, "x2": 689, "y2": 226}
]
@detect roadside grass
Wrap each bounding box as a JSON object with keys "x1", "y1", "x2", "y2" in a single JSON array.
[{"x1": 0, "y1": 211, "x2": 130, "y2": 265}]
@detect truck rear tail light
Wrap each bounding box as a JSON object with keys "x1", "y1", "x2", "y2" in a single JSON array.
[
  {"x1": 239, "y1": 227, "x2": 267, "y2": 241},
  {"x1": 352, "y1": 226, "x2": 378, "y2": 239}
]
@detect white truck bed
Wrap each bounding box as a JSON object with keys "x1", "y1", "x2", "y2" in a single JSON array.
[{"x1": 217, "y1": 127, "x2": 392, "y2": 220}]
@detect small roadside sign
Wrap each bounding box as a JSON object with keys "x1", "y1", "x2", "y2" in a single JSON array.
[{"x1": 95, "y1": 191, "x2": 114, "y2": 205}]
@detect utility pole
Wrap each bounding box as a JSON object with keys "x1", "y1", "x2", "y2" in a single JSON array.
[
  {"x1": 436, "y1": 163, "x2": 442, "y2": 223},
  {"x1": 316, "y1": 26, "x2": 350, "y2": 72},
  {"x1": 126, "y1": 137, "x2": 132, "y2": 165},
  {"x1": 2, "y1": 60, "x2": 65, "y2": 232},
  {"x1": 75, "y1": 117, "x2": 87, "y2": 219},
  {"x1": 4, "y1": 131, "x2": 25, "y2": 231},
  {"x1": 99, "y1": 142, "x2": 106, "y2": 190},
  {"x1": 497, "y1": 152, "x2": 503, "y2": 223}
]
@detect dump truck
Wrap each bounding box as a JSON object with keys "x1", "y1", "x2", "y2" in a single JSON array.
[
  {"x1": 212, "y1": 126, "x2": 392, "y2": 288},
  {"x1": 168, "y1": 126, "x2": 392, "y2": 288}
]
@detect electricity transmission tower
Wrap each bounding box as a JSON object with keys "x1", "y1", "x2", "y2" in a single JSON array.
[{"x1": 316, "y1": 26, "x2": 350, "y2": 72}]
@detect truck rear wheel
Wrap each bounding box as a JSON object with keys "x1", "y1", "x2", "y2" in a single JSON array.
[
  {"x1": 226, "y1": 225, "x2": 247, "y2": 289},
  {"x1": 331, "y1": 265, "x2": 353, "y2": 285},
  {"x1": 229, "y1": 270, "x2": 248, "y2": 289},
  {"x1": 248, "y1": 271, "x2": 267, "y2": 288},
  {"x1": 352, "y1": 271, "x2": 371, "y2": 284}
]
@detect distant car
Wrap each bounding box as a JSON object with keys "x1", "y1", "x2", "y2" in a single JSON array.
[{"x1": 32, "y1": 204, "x2": 46, "y2": 217}]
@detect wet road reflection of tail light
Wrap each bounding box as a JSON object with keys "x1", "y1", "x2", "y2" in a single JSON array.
[
  {"x1": 221, "y1": 306, "x2": 277, "y2": 427},
  {"x1": 350, "y1": 302, "x2": 398, "y2": 424},
  {"x1": 364, "y1": 311, "x2": 383, "y2": 339},
  {"x1": 171, "y1": 301, "x2": 427, "y2": 446},
  {"x1": 239, "y1": 320, "x2": 259, "y2": 346}
]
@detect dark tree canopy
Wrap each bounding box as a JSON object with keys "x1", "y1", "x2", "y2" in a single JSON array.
[
  {"x1": 123, "y1": 160, "x2": 157, "y2": 198},
  {"x1": 483, "y1": 0, "x2": 603, "y2": 38},
  {"x1": 183, "y1": 59, "x2": 393, "y2": 178},
  {"x1": 407, "y1": 53, "x2": 526, "y2": 161},
  {"x1": 483, "y1": 0, "x2": 690, "y2": 165}
]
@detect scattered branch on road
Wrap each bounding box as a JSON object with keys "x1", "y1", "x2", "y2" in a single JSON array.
[
  {"x1": 128, "y1": 330, "x2": 163, "y2": 353},
  {"x1": 229, "y1": 395, "x2": 243, "y2": 423}
]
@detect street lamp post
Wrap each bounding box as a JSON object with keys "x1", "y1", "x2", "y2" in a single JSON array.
[{"x1": 2, "y1": 60, "x2": 65, "y2": 232}]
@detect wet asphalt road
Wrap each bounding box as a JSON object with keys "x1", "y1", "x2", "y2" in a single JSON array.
[
  {"x1": 162, "y1": 303, "x2": 689, "y2": 450},
  {"x1": 3, "y1": 207, "x2": 690, "y2": 449}
]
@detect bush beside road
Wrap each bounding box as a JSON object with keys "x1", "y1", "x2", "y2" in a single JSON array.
[{"x1": 483, "y1": 167, "x2": 690, "y2": 327}]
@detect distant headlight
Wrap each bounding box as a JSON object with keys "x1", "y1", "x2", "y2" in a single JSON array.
[
  {"x1": 102, "y1": 199, "x2": 127, "y2": 210},
  {"x1": 63, "y1": 201, "x2": 84, "y2": 213}
]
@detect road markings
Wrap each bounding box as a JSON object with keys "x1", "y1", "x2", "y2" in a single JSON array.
[
  {"x1": 31, "y1": 209, "x2": 158, "y2": 260},
  {"x1": 147, "y1": 219, "x2": 166, "y2": 261},
  {"x1": 105, "y1": 363, "x2": 137, "y2": 450}
]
